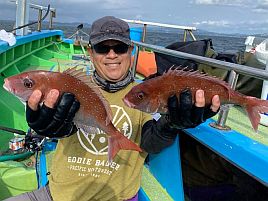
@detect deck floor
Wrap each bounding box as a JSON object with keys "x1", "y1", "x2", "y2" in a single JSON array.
[{"x1": 213, "y1": 106, "x2": 268, "y2": 146}]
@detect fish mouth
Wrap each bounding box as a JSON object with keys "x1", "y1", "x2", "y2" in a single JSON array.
[
  {"x1": 122, "y1": 98, "x2": 136, "y2": 108},
  {"x1": 3, "y1": 79, "x2": 28, "y2": 102},
  {"x1": 3, "y1": 79, "x2": 14, "y2": 94}
]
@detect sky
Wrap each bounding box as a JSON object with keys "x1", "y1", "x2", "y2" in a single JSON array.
[{"x1": 0, "y1": 0, "x2": 268, "y2": 34}]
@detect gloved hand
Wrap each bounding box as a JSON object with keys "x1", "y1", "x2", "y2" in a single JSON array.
[
  {"x1": 26, "y1": 92, "x2": 80, "y2": 138},
  {"x1": 166, "y1": 89, "x2": 219, "y2": 129}
]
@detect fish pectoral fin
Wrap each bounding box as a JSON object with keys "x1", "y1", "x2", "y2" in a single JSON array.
[
  {"x1": 107, "y1": 131, "x2": 142, "y2": 161},
  {"x1": 76, "y1": 123, "x2": 99, "y2": 134}
]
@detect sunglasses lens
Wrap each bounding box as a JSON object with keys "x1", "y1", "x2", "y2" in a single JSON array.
[
  {"x1": 93, "y1": 44, "x2": 109, "y2": 54},
  {"x1": 114, "y1": 44, "x2": 129, "y2": 54},
  {"x1": 93, "y1": 43, "x2": 129, "y2": 54}
]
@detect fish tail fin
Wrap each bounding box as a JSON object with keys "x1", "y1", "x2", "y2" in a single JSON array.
[
  {"x1": 108, "y1": 131, "x2": 142, "y2": 161},
  {"x1": 245, "y1": 97, "x2": 268, "y2": 132}
]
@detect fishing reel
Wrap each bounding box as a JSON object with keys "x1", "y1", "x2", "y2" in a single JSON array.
[
  {"x1": 24, "y1": 130, "x2": 46, "y2": 152},
  {"x1": 0, "y1": 125, "x2": 45, "y2": 153}
]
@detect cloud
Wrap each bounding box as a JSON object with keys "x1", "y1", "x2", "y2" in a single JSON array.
[
  {"x1": 51, "y1": 0, "x2": 131, "y2": 10},
  {"x1": 134, "y1": 14, "x2": 143, "y2": 20},
  {"x1": 195, "y1": 0, "x2": 268, "y2": 12},
  {"x1": 0, "y1": 0, "x2": 267, "y2": 34},
  {"x1": 193, "y1": 18, "x2": 268, "y2": 34},
  {"x1": 195, "y1": 0, "x2": 248, "y2": 6},
  {"x1": 33, "y1": 0, "x2": 139, "y2": 23},
  {"x1": 193, "y1": 20, "x2": 230, "y2": 27},
  {"x1": 100, "y1": 0, "x2": 131, "y2": 9},
  {"x1": 253, "y1": 1, "x2": 268, "y2": 13}
]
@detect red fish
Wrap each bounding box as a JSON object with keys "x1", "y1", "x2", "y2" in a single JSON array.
[
  {"x1": 3, "y1": 68, "x2": 142, "y2": 160},
  {"x1": 123, "y1": 68, "x2": 268, "y2": 132}
]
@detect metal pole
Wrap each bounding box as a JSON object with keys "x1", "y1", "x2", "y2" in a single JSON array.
[
  {"x1": 183, "y1": 30, "x2": 187, "y2": 42},
  {"x1": 37, "y1": 9, "x2": 42, "y2": 31},
  {"x1": 142, "y1": 24, "x2": 147, "y2": 43},
  {"x1": 132, "y1": 46, "x2": 140, "y2": 78},
  {"x1": 210, "y1": 70, "x2": 239, "y2": 130},
  {"x1": 188, "y1": 30, "x2": 196, "y2": 41},
  {"x1": 49, "y1": 11, "x2": 55, "y2": 30},
  {"x1": 15, "y1": 0, "x2": 29, "y2": 35}
]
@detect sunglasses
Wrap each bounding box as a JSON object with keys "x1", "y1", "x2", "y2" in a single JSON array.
[{"x1": 93, "y1": 43, "x2": 130, "y2": 54}]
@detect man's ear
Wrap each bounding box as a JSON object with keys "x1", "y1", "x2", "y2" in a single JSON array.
[
  {"x1": 88, "y1": 46, "x2": 93, "y2": 57},
  {"x1": 129, "y1": 45, "x2": 135, "y2": 67},
  {"x1": 129, "y1": 45, "x2": 134, "y2": 52}
]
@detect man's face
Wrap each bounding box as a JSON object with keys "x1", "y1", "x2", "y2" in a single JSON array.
[{"x1": 89, "y1": 40, "x2": 133, "y2": 82}]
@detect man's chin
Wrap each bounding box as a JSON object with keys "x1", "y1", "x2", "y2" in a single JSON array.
[{"x1": 106, "y1": 74, "x2": 126, "y2": 82}]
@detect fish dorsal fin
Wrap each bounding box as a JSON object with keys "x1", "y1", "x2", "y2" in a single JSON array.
[
  {"x1": 63, "y1": 67, "x2": 95, "y2": 85},
  {"x1": 63, "y1": 67, "x2": 113, "y2": 123},
  {"x1": 164, "y1": 67, "x2": 231, "y2": 89}
]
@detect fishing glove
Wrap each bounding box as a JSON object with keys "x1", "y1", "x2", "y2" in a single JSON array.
[
  {"x1": 26, "y1": 93, "x2": 80, "y2": 138},
  {"x1": 166, "y1": 89, "x2": 218, "y2": 129},
  {"x1": 141, "y1": 89, "x2": 218, "y2": 154}
]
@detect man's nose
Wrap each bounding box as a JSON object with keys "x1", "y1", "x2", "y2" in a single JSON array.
[{"x1": 106, "y1": 48, "x2": 117, "y2": 58}]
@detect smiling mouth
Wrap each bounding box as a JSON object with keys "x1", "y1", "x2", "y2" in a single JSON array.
[{"x1": 105, "y1": 63, "x2": 120, "y2": 68}]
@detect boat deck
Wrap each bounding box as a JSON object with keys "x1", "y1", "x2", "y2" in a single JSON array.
[{"x1": 213, "y1": 107, "x2": 268, "y2": 146}]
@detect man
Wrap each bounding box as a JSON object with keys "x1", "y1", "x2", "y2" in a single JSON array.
[{"x1": 6, "y1": 16, "x2": 220, "y2": 201}]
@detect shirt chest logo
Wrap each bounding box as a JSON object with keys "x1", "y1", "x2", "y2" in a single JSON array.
[{"x1": 77, "y1": 105, "x2": 132, "y2": 155}]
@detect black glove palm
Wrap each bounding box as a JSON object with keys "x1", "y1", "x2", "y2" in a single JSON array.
[
  {"x1": 167, "y1": 89, "x2": 218, "y2": 129},
  {"x1": 26, "y1": 93, "x2": 80, "y2": 138}
]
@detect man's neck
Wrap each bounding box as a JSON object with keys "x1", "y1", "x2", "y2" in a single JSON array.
[{"x1": 92, "y1": 71, "x2": 134, "y2": 92}]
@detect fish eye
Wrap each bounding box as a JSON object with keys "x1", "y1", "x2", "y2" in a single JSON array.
[
  {"x1": 23, "y1": 78, "x2": 34, "y2": 88},
  {"x1": 137, "y1": 92, "x2": 144, "y2": 100}
]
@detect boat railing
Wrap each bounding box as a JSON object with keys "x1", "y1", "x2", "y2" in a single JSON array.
[
  {"x1": 28, "y1": 3, "x2": 56, "y2": 31},
  {"x1": 11, "y1": 1, "x2": 56, "y2": 35},
  {"x1": 132, "y1": 41, "x2": 268, "y2": 130},
  {"x1": 123, "y1": 19, "x2": 197, "y2": 42}
]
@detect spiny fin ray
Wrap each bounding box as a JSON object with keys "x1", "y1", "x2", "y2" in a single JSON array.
[{"x1": 164, "y1": 66, "x2": 231, "y2": 89}]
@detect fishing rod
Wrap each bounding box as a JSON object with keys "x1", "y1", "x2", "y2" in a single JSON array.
[
  {"x1": 7, "y1": 4, "x2": 51, "y2": 32},
  {"x1": 0, "y1": 125, "x2": 26, "y2": 135},
  {"x1": 0, "y1": 125, "x2": 47, "y2": 153}
]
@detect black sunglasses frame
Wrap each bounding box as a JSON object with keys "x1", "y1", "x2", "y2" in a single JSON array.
[{"x1": 93, "y1": 43, "x2": 130, "y2": 54}]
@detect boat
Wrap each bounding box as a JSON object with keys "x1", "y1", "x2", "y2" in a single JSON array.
[{"x1": 0, "y1": 2, "x2": 268, "y2": 201}]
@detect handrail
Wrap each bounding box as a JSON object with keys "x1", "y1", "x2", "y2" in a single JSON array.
[
  {"x1": 132, "y1": 41, "x2": 268, "y2": 80},
  {"x1": 124, "y1": 19, "x2": 197, "y2": 42},
  {"x1": 10, "y1": 1, "x2": 56, "y2": 33},
  {"x1": 29, "y1": 3, "x2": 56, "y2": 12},
  {"x1": 123, "y1": 19, "x2": 196, "y2": 31},
  {"x1": 30, "y1": 4, "x2": 56, "y2": 31},
  {"x1": 10, "y1": 1, "x2": 56, "y2": 12}
]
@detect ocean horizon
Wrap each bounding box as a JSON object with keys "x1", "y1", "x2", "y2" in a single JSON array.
[{"x1": 0, "y1": 19, "x2": 252, "y2": 53}]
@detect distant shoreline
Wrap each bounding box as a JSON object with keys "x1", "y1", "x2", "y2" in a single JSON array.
[
  {"x1": 0, "y1": 19, "x2": 261, "y2": 37},
  {"x1": 0, "y1": 19, "x2": 255, "y2": 53}
]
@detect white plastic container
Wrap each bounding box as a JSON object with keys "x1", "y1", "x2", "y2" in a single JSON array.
[
  {"x1": 260, "y1": 61, "x2": 268, "y2": 126},
  {"x1": 9, "y1": 137, "x2": 24, "y2": 151}
]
